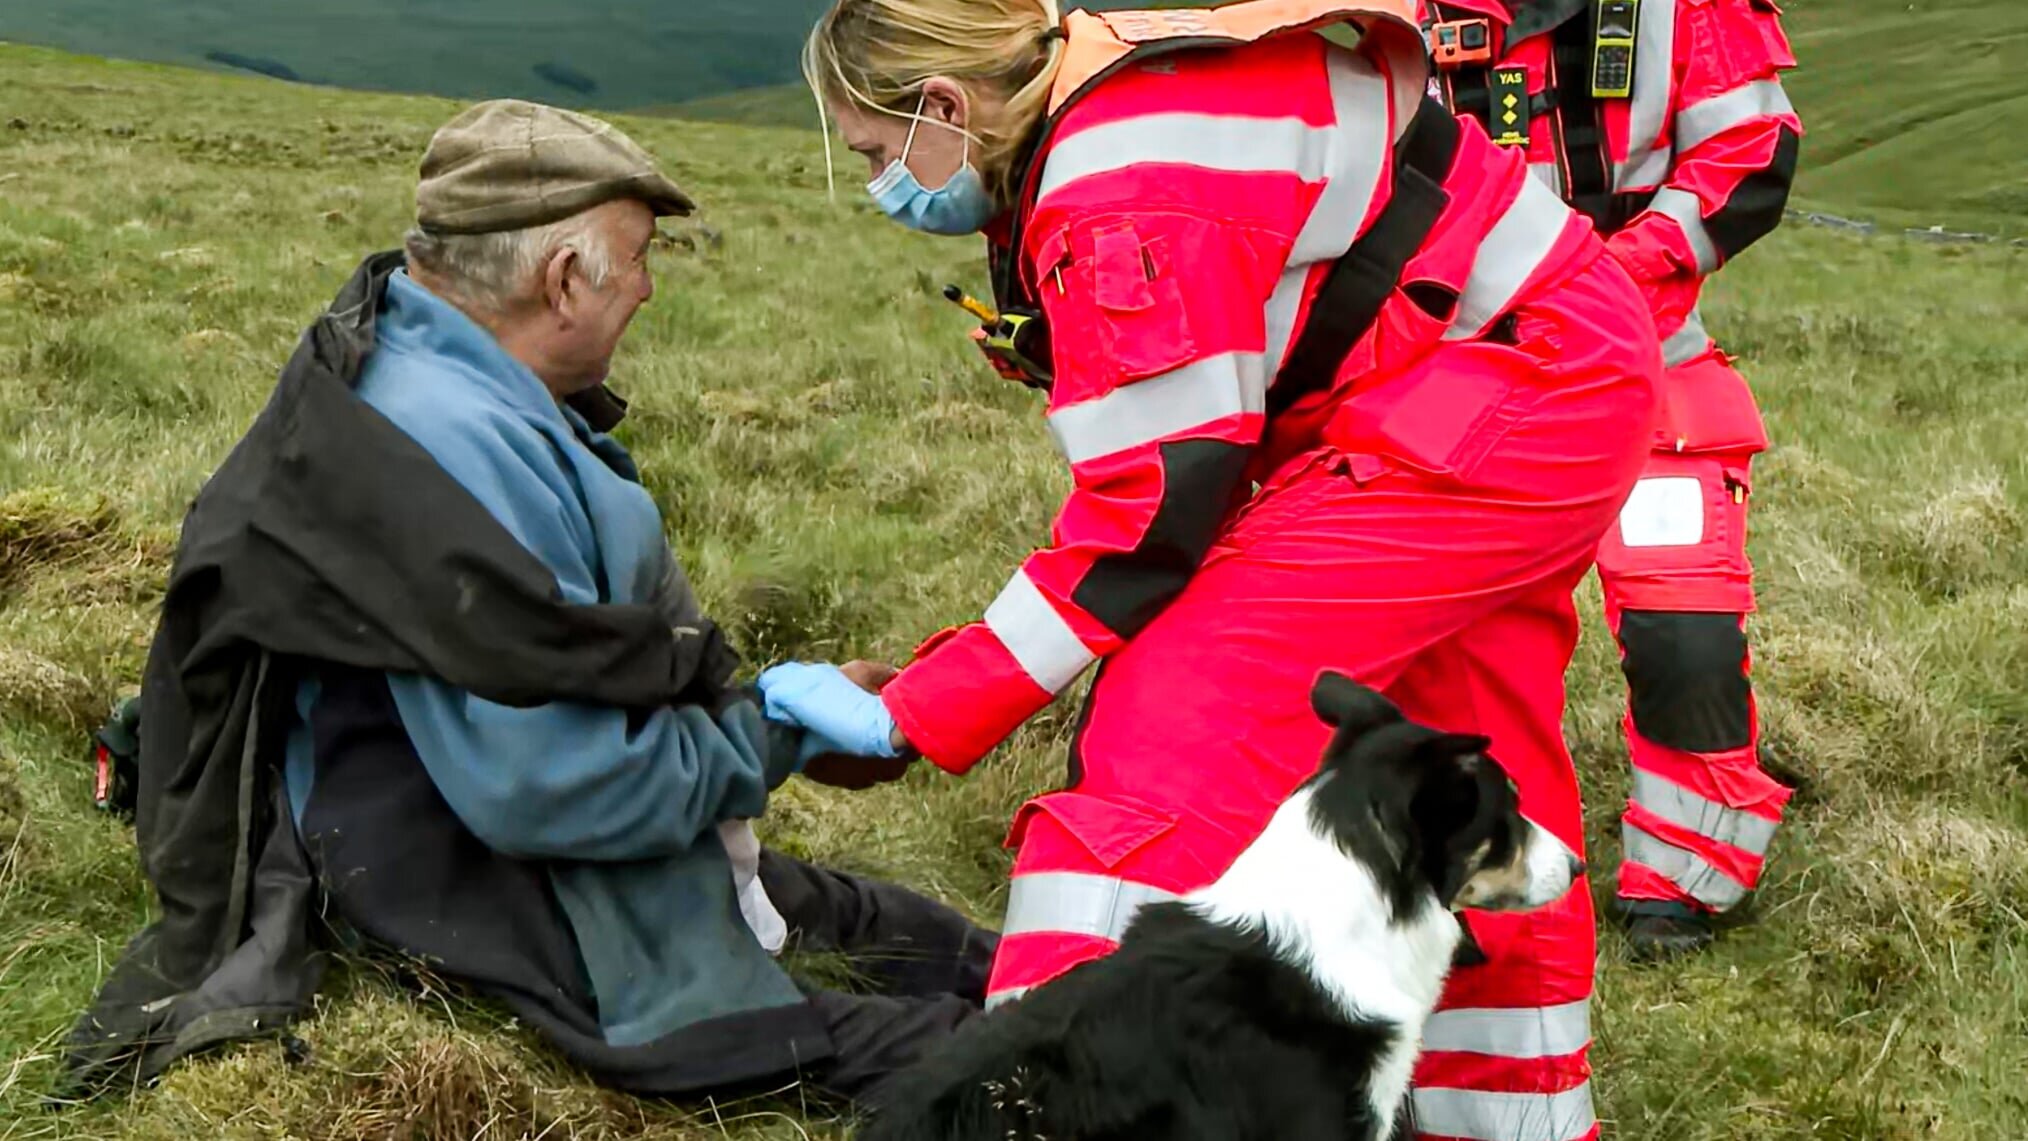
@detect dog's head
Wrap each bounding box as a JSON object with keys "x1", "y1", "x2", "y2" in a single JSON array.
[{"x1": 1305, "y1": 671, "x2": 1583, "y2": 917}]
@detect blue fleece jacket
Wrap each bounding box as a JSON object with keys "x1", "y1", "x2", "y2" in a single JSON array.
[{"x1": 284, "y1": 270, "x2": 803, "y2": 1046}]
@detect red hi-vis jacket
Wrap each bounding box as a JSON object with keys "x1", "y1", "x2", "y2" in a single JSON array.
[
  {"x1": 1419, "y1": 0, "x2": 1802, "y2": 367},
  {"x1": 880, "y1": 0, "x2": 1595, "y2": 773}
]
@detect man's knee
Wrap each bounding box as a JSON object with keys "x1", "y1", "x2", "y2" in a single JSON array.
[
  {"x1": 1618, "y1": 611, "x2": 1752, "y2": 754},
  {"x1": 805, "y1": 989, "x2": 983, "y2": 1105}
]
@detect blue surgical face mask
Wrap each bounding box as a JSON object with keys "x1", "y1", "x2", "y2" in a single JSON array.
[{"x1": 867, "y1": 96, "x2": 996, "y2": 236}]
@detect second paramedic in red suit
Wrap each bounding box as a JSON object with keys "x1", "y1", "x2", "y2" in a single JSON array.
[
  {"x1": 767, "y1": 1, "x2": 1665, "y2": 1138},
  {"x1": 1418, "y1": 0, "x2": 1803, "y2": 958}
]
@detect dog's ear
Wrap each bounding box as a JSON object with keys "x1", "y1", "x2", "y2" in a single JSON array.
[
  {"x1": 1309, "y1": 671, "x2": 1402, "y2": 735},
  {"x1": 1408, "y1": 741, "x2": 1503, "y2": 906}
]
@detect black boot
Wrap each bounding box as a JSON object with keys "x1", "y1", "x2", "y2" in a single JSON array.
[{"x1": 1612, "y1": 899, "x2": 1714, "y2": 961}]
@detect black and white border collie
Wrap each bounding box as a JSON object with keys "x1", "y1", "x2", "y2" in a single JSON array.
[{"x1": 861, "y1": 672, "x2": 1584, "y2": 1141}]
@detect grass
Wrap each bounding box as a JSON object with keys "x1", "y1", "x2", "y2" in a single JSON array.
[
  {"x1": 1779, "y1": 0, "x2": 2028, "y2": 238},
  {"x1": 656, "y1": 86, "x2": 829, "y2": 133},
  {"x1": 3, "y1": 36, "x2": 2027, "y2": 1141}
]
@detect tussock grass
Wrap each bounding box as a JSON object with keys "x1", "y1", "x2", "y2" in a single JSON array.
[
  {"x1": 0, "y1": 491, "x2": 124, "y2": 595},
  {"x1": 2, "y1": 39, "x2": 2026, "y2": 1141}
]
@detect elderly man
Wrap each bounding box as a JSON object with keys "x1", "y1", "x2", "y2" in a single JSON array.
[{"x1": 58, "y1": 101, "x2": 991, "y2": 1107}]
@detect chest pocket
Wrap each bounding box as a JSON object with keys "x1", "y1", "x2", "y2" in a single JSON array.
[
  {"x1": 1089, "y1": 220, "x2": 1198, "y2": 384},
  {"x1": 1035, "y1": 217, "x2": 1202, "y2": 405}
]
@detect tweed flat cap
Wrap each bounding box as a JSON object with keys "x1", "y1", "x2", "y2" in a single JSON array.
[{"x1": 415, "y1": 99, "x2": 694, "y2": 234}]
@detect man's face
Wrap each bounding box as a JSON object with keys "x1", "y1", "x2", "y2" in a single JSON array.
[{"x1": 550, "y1": 198, "x2": 657, "y2": 392}]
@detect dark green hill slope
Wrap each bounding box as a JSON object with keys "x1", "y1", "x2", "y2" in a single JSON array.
[
  {"x1": 662, "y1": 0, "x2": 2028, "y2": 237},
  {"x1": 1781, "y1": 0, "x2": 2026, "y2": 236},
  {"x1": 0, "y1": 0, "x2": 832, "y2": 110}
]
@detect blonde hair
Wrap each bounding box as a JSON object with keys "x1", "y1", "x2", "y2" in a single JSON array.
[{"x1": 802, "y1": 0, "x2": 1066, "y2": 206}]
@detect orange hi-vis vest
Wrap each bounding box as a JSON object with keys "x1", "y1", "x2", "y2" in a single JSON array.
[
  {"x1": 990, "y1": 0, "x2": 1432, "y2": 316},
  {"x1": 1051, "y1": 0, "x2": 1428, "y2": 111}
]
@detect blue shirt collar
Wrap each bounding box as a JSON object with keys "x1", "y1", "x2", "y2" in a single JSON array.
[{"x1": 379, "y1": 270, "x2": 568, "y2": 427}]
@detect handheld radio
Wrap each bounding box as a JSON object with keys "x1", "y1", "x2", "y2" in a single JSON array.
[{"x1": 1591, "y1": 0, "x2": 1639, "y2": 99}]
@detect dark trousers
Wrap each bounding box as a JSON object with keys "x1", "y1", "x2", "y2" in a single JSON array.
[{"x1": 758, "y1": 851, "x2": 997, "y2": 1104}]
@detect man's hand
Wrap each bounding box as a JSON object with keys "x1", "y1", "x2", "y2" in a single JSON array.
[
  {"x1": 840, "y1": 660, "x2": 899, "y2": 692},
  {"x1": 799, "y1": 751, "x2": 911, "y2": 790}
]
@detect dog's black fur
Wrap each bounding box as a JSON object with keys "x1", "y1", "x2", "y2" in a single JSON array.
[
  {"x1": 1305, "y1": 672, "x2": 1528, "y2": 918},
  {"x1": 863, "y1": 901, "x2": 1400, "y2": 1141},
  {"x1": 858, "y1": 672, "x2": 1539, "y2": 1141}
]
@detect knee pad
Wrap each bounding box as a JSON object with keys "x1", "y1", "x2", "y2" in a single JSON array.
[{"x1": 1618, "y1": 611, "x2": 1752, "y2": 754}]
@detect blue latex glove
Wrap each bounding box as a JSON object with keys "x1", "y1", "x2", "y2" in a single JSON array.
[{"x1": 757, "y1": 662, "x2": 901, "y2": 759}]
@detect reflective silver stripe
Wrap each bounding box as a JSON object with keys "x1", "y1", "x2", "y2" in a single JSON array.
[
  {"x1": 1288, "y1": 45, "x2": 1392, "y2": 266},
  {"x1": 1676, "y1": 79, "x2": 1796, "y2": 154},
  {"x1": 984, "y1": 986, "x2": 1029, "y2": 1011},
  {"x1": 1267, "y1": 49, "x2": 1391, "y2": 391},
  {"x1": 1037, "y1": 113, "x2": 1334, "y2": 206},
  {"x1": 1527, "y1": 161, "x2": 1565, "y2": 198},
  {"x1": 1042, "y1": 49, "x2": 1391, "y2": 255},
  {"x1": 1420, "y1": 1000, "x2": 1592, "y2": 1059},
  {"x1": 1623, "y1": 823, "x2": 1749, "y2": 909},
  {"x1": 1617, "y1": 146, "x2": 1674, "y2": 193},
  {"x1": 1646, "y1": 187, "x2": 1720, "y2": 274},
  {"x1": 1661, "y1": 305, "x2": 1712, "y2": 368},
  {"x1": 1038, "y1": 48, "x2": 1390, "y2": 404},
  {"x1": 1257, "y1": 49, "x2": 1387, "y2": 393},
  {"x1": 1412, "y1": 1084, "x2": 1597, "y2": 1141},
  {"x1": 1614, "y1": 0, "x2": 1678, "y2": 191},
  {"x1": 1632, "y1": 770, "x2": 1778, "y2": 857},
  {"x1": 983, "y1": 569, "x2": 1095, "y2": 695},
  {"x1": 1001, "y1": 871, "x2": 1179, "y2": 941},
  {"x1": 1047, "y1": 352, "x2": 1266, "y2": 466},
  {"x1": 1446, "y1": 174, "x2": 1572, "y2": 341},
  {"x1": 1262, "y1": 264, "x2": 1311, "y2": 386}
]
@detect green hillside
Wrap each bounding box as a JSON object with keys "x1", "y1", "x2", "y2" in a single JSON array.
[
  {"x1": 4, "y1": 34, "x2": 2027, "y2": 1141},
  {"x1": 662, "y1": 0, "x2": 2028, "y2": 238},
  {"x1": 4, "y1": 0, "x2": 2019, "y2": 234},
  {"x1": 0, "y1": 0, "x2": 833, "y2": 110},
  {"x1": 1781, "y1": 0, "x2": 2028, "y2": 236},
  {"x1": 656, "y1": 84, "x2": 828, "y2": 132}
]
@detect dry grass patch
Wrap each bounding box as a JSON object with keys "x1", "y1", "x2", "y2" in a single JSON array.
[{"x1": 0, "y1": 490, "x2": 125, "y2": 597}]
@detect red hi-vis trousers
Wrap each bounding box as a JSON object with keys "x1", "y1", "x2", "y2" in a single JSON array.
[
  {"x1": 1595, "y1": 347, "x2": 1792, "y2": 914},
  {"x1": 984, "y1": 255, "x2": 1657, "y2": 1141}
]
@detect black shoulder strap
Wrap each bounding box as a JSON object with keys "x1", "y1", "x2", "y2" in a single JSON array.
[
  {"x1": 1269, "y1": 97, "x2": 1460, "y2": 418},
  {"x1": 1510, "y1": 0, "x2": 1592, "y2": 45},
  {"x1": 1550, "y1": 4, "x2": 1615, "y2": 227}
]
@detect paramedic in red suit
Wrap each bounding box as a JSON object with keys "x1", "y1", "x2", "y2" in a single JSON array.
[
  {"x1": 1418, "y1": 0, "x2": 1803, "y2": 958},
  {"x1": 767, "y1": 0, "x2": 1665, "y2": 1137}
]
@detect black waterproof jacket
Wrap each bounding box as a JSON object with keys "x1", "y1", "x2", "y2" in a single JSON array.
[{"x1": 55, "y1": 252, "x2": 831, "y2": 1099}]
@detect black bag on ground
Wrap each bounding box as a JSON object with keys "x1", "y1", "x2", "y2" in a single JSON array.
[{"x1": 88, "y1": 696, "x2": 142, "y2": 820}]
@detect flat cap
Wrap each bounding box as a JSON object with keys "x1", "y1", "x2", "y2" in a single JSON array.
[{"x1": 415, "y1": 99, "x2": 694, "y2": 234}]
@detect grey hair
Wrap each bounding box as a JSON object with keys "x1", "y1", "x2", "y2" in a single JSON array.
[{"x1": 403, "y1": 210, "x2": 618, "y2": 315}]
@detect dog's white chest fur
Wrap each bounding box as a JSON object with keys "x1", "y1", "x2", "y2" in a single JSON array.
[{"x1": 1188, "y1": 787, "x2": 1462, "y2": 1129}]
